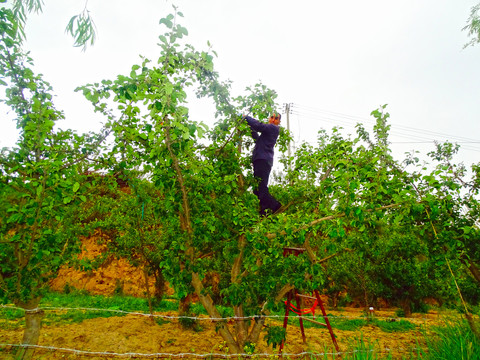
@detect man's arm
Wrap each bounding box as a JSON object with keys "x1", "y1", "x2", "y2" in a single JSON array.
[{"x1": 244, "y1": 115, "x2": 269, "y2": 133}]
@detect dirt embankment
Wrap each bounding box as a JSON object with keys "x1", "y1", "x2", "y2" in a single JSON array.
[{"x1": 50, "y1": 230, "x2": 166, "y2": 297}]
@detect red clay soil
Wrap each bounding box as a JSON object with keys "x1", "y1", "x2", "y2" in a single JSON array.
[{"x1": 50, "y1": 230, "x2": 163, "y2": 297}]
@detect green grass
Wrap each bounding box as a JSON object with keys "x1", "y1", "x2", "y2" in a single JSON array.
[
  {"x1": 331, "y1": 319, "x2": 480, "y2": 360},
  {"x1": 0, "y1": 307, "x2": 24, "y2": 321},
  {"x1": 0, "y1": 291, "x2": 181, "y2": 328},
  {"x1": 283, "y1": 313, "x2": 417, "y2": 333},
  {"x1": 41, "y1": 291, "x2": 178, "y2": 313},
  {"x1": 374, "y1": 318, "x2": 416, "y2": 332},
  {"x1": 0, "y1": 307, "x2": 25, "y2": 330},
  {"x1": 419, "y1": 319, "x2": 480, "y2": 360},
  {"x1": 0, "y1": 290, "x2": 237, "y2": 330}
]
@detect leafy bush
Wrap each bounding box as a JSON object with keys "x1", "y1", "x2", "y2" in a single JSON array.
[{"x1": 264, "y1": 326, "x2": 286, "y2": 349}]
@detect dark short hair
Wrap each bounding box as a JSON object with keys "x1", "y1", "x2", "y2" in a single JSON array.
[{"x1": 272, "y1": 113, "x2": 281, "y2": 121}]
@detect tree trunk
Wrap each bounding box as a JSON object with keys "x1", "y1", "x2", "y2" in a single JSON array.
[
  {"x1": 191, "y1": 272, "x2": 241, "y2": 354},
  {"x1": 153, "y1": 266, "x2": 166, "y2": 301},
  {"x1": 143, "y1": 266, "x2": 154, "y2": 318},
  {"x1": 247, "y1": 316, "x2": 266, "y2": 344},
  {"x1": 461, "y1": 257, "x2": 480, "y2": 285},
  {"x1": 15, "y1": 298, "x2": 44, "y2": 360},
  {"x1": 234, "y1": 305, "x2": 247, "y2": 349},
  {"x1": 178, "y1": 294, "x2": 192, "y2": 317},
  {"x1": 399, "y1": 298, "x2": 412, "y2": 317}
]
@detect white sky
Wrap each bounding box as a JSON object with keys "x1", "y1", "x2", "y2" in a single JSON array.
[{"x1": 2, "y1": 0, "x2": 480, "y2": 168}]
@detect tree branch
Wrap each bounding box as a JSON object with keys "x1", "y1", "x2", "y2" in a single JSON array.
[
  {"x1": 265, "y1": 203, "x2": 401, "y2": 240},
  {"x1": 191, "y1": 272, "x2": 241, "y2": 353}
]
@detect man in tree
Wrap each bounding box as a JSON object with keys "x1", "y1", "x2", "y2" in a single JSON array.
[{"x1": 244, "y1": 113, "x2": 282, "y2": 216}]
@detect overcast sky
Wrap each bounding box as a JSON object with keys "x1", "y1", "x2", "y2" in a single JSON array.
[{"x1": 2, "y1": 0, "x2": 480, "y2": 168}]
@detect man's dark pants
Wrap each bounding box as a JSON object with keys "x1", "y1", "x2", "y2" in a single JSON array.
[{"x1": 253, "y1": 159, "x2": 281, "y2": 216}]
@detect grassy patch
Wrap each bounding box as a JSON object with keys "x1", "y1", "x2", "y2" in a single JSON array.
[
  {"x1": 420, "y1": 319, "x2": 480, "y2": 360},
  {"x1": 282, "y1": 314, "x2": 417, "y2": 333},
  {"x1": 41, "y1": 291, "x2": 171, "y2": 312},
  {"x1": 1, "y1": 292, "x2": 418, "y2": 335},
  {"x1": 374, "y1": 318, "x2": 416, "y2": 332},
  {"x1": 42, "y1": 308, "x2": 125, "y2": 326},
  {"x1": 0, "y1": 291, "x2": 182, "y2": 327},
  {"x1": 0, "y1": 307, "x2": 25, "y2": 330},
  {"x1": 0, "y1": 307, "x2": 24, "y2": 321}
]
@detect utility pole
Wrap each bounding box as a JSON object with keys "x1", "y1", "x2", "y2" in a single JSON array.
[
  {"x1": 284, "y1": 103, "x2": 292, "y2": 159},
  {"x1": 283, "y1": 103, "x2": 294, "y2": 185}
]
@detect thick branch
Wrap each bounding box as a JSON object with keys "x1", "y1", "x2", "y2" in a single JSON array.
[
  {"x1": 460, "y1": 255, "x2": 480, "y2": 285},
  {"x1": 265, "y1": 203, "x2": 401, "y2": 240},
  {"x1": 231, "y1": 234, "x2": 246, "y2": 282},
  {"x1": 304, "y1": 235, "x2": 353, "y2": 264},
  {"x1": 163, "y1": 122, "x2": 193, "y2": 247},
  {"x1": 231, "y1": 234, "x2": 247, "y2": 345},
  {"x1": 23, "y1": 169, "x2": 48, "y2": 269},
  {"x1": 191, "y1": 272, "x2": 241, "y2": 353}
]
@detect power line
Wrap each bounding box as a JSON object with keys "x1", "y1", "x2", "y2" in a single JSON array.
[
  {"x1": 291, "y1": 103, "x2": 480, "y2": 143},
  {"x1": 290, "y1": 104, "x2": 480, "y2": 153}
]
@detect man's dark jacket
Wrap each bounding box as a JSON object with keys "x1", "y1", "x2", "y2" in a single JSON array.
[{"x1": 244, "y1": 115, "x2": 279, "y2": 166}]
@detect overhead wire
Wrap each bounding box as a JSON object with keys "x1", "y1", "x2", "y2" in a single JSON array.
[
  {"x1": 292, "y1": 103, "x2": 480, "y2": 145},
  {"x1": 289, "y1": 104, "x2": 480, "y2": 153},
  {"x1": 291, "y1": 103, "x2": 477, "y2": 142},
  {"x1": 290, "y1": 109, "x2": 441, "y2": 149}
]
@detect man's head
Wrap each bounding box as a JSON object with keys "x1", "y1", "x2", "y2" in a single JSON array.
[{"x1": 268, "y1": 113, "x2": 281, "y2": 126}]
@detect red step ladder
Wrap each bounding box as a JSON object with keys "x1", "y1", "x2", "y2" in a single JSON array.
[{"x1": 279, "y1": 247, "x2": 340, "y2": 353}]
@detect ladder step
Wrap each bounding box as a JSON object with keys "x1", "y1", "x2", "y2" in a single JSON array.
[
  {"x1": 297, "y1": 294, "x2": 317, "y2": 300},
  {"x1": 283, "y1": 247, "x2": 306, "y2": 257},
  {"x1": 283, "y1": 247, "x2": 306, "y2": 251},
  {"x1": 302, "y1": 317, "x2": 327, "y2": 327}
]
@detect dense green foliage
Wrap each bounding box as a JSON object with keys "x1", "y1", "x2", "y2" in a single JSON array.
[{"x1": 0, "y1": 6, "x2": 101, "y2": 310}]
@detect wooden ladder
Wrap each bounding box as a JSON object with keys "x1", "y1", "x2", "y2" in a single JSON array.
[{"x1": 279, "y1": 247, "x2": 340, "y2": 353}]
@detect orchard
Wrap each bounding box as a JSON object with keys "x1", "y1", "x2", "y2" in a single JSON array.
[{"x1": 1, "y1": 2, "x2": 480, "y2": 359}]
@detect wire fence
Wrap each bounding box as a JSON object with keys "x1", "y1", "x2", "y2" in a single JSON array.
[
  {"x1": 0, "y1": 343, "x2": 424, "y2": 359},
  {"x1": 0, "y1": 303, "x2": 433, "y2": 358},
  {"x1": 0, "y1": 303, "x2": 437, "y2": 322}
]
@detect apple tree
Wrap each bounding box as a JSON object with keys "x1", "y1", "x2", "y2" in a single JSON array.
[{"x1": 0, "y1": 6, "x2": 105, "y2": 359}]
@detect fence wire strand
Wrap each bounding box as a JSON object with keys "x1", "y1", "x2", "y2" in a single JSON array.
[
  {"x1": 0, "y1": 343, "x2": 423, "y2": 359},
  {"x1": 0, "y1": 304, "x2": 432, "y2": 322}
]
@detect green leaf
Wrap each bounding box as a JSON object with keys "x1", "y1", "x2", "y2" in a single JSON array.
[
  {"x1": 73, "y1": 182, "x2": 80, "y2": 193},
  {"x1": 159, "y1": 35, "x2": 168, "y2": 44},
  {"x1": 165, "y1": 82, "x2": 173, "y2": 95},
  {"x1": 159, "y1": 17, "x2": 173, "y2": 29},
  {"x1": 178, "y1": 25, "x2": 188, "y2": 36}
]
